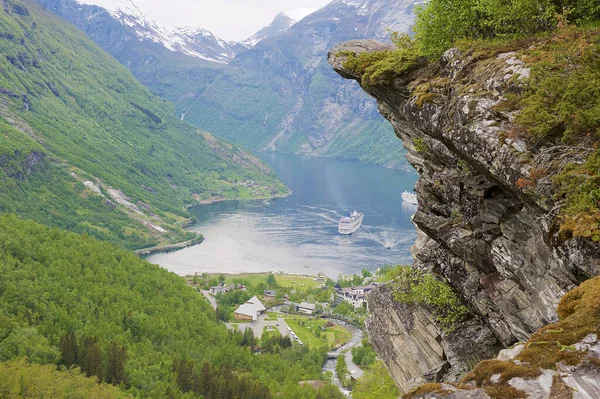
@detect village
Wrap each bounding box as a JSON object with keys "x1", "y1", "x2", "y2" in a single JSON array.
[{"x1": 186, "y1": 270, "x2": 389, "y2": 386}]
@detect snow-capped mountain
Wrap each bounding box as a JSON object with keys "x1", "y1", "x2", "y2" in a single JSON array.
[
  {"x1": 49, "y1": 0, "x2": 238, "y2": 64},
  {"x1": 242, "y1": 11, "x2": 296, "y2": 48},
  {"x1": 39, "y1": 0, "x2": 418, "y2": 168}
]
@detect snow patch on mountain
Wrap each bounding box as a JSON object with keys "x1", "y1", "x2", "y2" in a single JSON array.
[
  {"x1": 242, "y1": 11, "x2": 297, "y2": 47},
  {"x1": 76, "y1": 0, "x2": 236, "y2": 63}
]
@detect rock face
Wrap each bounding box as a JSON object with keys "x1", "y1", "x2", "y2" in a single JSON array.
[
  {"x1": 329, "y1": 41, "x2": 600, "y2": 393},
  {"x1": 366, "y1": 284, "x2": 501, "y2": 393}
]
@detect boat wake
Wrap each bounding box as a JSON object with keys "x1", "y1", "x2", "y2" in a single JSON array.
[{"x1": 362, "y1": 225, "x2": 417, "y2": 249}]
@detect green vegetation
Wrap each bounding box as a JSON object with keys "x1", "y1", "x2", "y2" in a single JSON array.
[
  {"x1": 352, "y1": 360, "x2": 400, "y2": 399},
  {"x1": 0, "y1": 215, "x2": 342, "y2": 398},
  {"x1": 335, "y1": 356, "x2": 353, "y2": 390},
  {"x1": 351, "y1": 339, "x2": 377, "y2": 370},
  {"x1": 390, "y1": 266, "x2": 469, "y2": 331},
  {"x1": 414, "y1": 0, "x2": 600, "y2": 56},
  {"x1": 285, "y1": 317, "x2": 351, "y2": 350},
  {"x1": 340, "y1": 33, "x2": 424, "y2": 87},
  {"x1": 0, "y1": 0, "x2": 287, "y2": 250},
  {"x1": 321, "y1": 119, "x2": 407, "y2": 168},
  {"x1": 0, "y1": 359, "x2": 128, "y2": 399},
  {"x1": 412, "y1": 137, "x2": 428, "y2": 154}
]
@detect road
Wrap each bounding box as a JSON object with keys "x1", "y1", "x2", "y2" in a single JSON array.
[{"x1": 200, "y1": 290, "x2": 217, "y2": 310}]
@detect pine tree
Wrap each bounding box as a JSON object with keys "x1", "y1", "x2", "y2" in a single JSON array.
[
  {"x1": 199, "y1": 361, "x2": 211, "y2": 396},
  {"x1": 106, "y1": 341, "x2": 127, "y2": 385},
  {"x1": 79, "y1": 336, "x2": 102, "y2": 378},
  {"x1": 59, "y1": 331, "x2": 78, "y2": 368}
]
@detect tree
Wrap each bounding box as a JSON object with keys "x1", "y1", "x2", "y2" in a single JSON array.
[
  {"x1": 266, "y1": 273, "x2": 276, "y2": 287},
  {"x1": 199, "y1": 361, "x2": 212, "y2": 396},
  {"x1": 361, "y1": 268, "x2": 372, "y2": 278},
  {"x1": 352, "y1": 360, "x2": 399, "y2": 399},
  {"x1": 79, "y1": 336, "x2": 102, "y2": 378},
  {"x1": 106, "y1": 341, "x2": 127, "y2": 385},
  {"x1": 59, "y1": 332, "x2": 78, "y2": 368},
  {"x1": 216, "y1": 305, "x2": 230, "y2": 322}
]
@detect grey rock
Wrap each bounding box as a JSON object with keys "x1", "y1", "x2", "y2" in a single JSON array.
[
  {"x1": 330, "y1": 41, "x2": 600, "y2": 395},
  {"x1": 496, "y1": 343, "x2": 524, "y2": 361}
]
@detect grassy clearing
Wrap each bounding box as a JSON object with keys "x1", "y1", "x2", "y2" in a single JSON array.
[
  {"x1": 284, "y1": 317, "x2": 351, "y2": 349},
  {"x1": 285, "y1": 318, "x2": 326, "y2": 349},
  {"x1": 275, "y1": 275, "x2": 323, "y2": 289},
  {"x1": 194, "y1": 273, "x2": 324, "y2": 290},
  {"x1": 262, "y1": 327, "x2": 281, "y2": 341}
]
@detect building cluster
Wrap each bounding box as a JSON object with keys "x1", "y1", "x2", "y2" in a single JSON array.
[
  {"x1": 209, "y1": 282, "x2": 247, "y2": 295},
  {"x1": 336, "y1": 284, "x2": 378, "y2": 309}
]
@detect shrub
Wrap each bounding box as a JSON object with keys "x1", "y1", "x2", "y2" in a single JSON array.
[
  {"x1": 340, "y1": 33, "x2": 424, "y2": 87},
  {"x1": 414, "y1": 0, "x2": 600, "y2": 56},
  {"x1": 392, "y1": 266, "x2": 469, "y2": 331}
]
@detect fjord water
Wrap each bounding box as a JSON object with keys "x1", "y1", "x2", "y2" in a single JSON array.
[{"x1": 147, "y1": 153, "x2": 419, "y2": 278}]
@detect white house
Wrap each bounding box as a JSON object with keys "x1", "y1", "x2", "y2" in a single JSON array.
[
  {"x1": 234, "y1": 296, "x2": 267, "y2": 321},
  {"x1": 209, "y1": 286, "x2": 224, "y2": 295},
  {"x1": 298, "y1": 302, "x2": 316, "y2": 315}
]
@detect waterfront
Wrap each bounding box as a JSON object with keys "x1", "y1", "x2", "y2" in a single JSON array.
[{"x1": 147, "y1": 153, "x2": 419, "y2": 278}]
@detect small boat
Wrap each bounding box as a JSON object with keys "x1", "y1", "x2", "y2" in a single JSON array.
[
  {"x1": 338, "y1": 210, "x2": 364, "y2": 235},
  {"x1": 401, "y1": 191, "x2": 418, "y2": 205}
]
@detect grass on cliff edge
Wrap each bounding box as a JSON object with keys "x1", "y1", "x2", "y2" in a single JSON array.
[
  {"x1": 403, "y1": 275, "x2": 600, "y2": 399},
  {"x1": 339, "y1": 33, "x2": 425, "y2": 87},
  {"x1": 389, "y1": 266, "x2": 469, "y2": 333}
]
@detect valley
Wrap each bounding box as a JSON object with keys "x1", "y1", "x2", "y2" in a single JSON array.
[
  {"x1": 38, "y1": 0, "x2": 416, "y2": 168},
  {"x1": 1, "y1": 0, "x2": 600, "y2": 398}
]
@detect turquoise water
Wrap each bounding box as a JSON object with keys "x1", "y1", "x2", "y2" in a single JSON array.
[{"x1": 147, "y1": 153, "x2": 419, "y2": 278}]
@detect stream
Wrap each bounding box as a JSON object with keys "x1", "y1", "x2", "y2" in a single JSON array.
[{"x1": 322, "y1": 320, "x2": 364, "y2": 397}]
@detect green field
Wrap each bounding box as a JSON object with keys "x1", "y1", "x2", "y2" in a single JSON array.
[
  {"x1": 262, "y1": 326, "x2": 282, "y2": 341},
  {"x1": 275, "y1": 275, "x2": 324, "y2": 289},
  {"x1": 192, "y1": 273, "x2": 326, "y2": 290},
  {"x1": 285, "y1": 317, "x2": 351, "y2": 349}
]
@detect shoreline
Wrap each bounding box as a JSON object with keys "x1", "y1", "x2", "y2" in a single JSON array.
[
  {"x1": 134, "y1": 236, "x2": 204, "y2": 256},
  {"x1": 184, "y1": 190, "x2": 292, "y2": 209},
  {"x1": 138, "y1": 190, "x2": 292, "y2": 257}
]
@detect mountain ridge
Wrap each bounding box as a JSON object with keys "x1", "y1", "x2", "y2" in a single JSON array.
[
  {"x1": 38, "y1": 0, "x2": 417, "y2": 169},
  {"x1": 0, "y1": 0, "x2": 288, "y2": 250}
]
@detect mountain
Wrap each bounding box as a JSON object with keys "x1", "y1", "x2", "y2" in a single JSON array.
[
  {"x1": 166, "y1": 0, "x2": 418, "y2": 168},
  {"x1": 0, "y1": 0, "x2": 288, "y2": 251},
  {"x1": 242, "y1": 11, "x2": 296, "y2": 48},
  {"x1": 36, "y1": 0, "x2": 242, "y2": 118},
  {"x1": 38, "y1": 0, "x2": 417, "y2": 168}
]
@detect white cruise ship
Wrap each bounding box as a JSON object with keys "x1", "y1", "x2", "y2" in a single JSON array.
[
  {"x1": 401, "y1": 191, "x2": 418, "y2": 205},
  {"x1": 338, "y1": 210, "x2": 364, "y2": 235}
]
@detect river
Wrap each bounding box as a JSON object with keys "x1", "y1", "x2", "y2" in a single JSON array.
[{"x1": 147, "y1": 153, "x2": 418, "y2": 278}]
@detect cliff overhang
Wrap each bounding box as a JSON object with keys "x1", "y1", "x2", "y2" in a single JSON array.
[{"x1": 329, "y1": 37, "x2": 600, "y2": 397}]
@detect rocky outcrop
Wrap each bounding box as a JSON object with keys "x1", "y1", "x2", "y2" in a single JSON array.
[
  {"x1": 329, "y1": 40, "x2": 600, "y2": 394},
  {"x1": 366, "y1": 284, "x2": 501, "y2": 393}
]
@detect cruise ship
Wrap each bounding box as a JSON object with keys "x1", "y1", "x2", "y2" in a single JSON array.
[
  {"x1": 401, "y1": 191, "x2": 418, "y2": 205},
  {"x1": 338, "y1": 210, "x2": 364, "y2": 235}
]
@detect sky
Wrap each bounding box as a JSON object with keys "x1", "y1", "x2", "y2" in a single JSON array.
[{"x1": 89, "y1": 0, "x2": 333, "y2": 41}]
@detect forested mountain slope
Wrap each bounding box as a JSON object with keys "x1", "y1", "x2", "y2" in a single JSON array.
[
  {"x1": 38, "y1": 0, "x2": 416, "y2": 168},
  {"x1": 0, "y1": 0, "x2": 288, "y2": 250},
  {"x1": 0, "y1": 215, "x2": 340, "y2": 398}
]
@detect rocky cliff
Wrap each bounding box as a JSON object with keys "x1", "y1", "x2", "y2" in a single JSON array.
[{"x1": 329, "y1": 39, "x2": 600, "y2": 397}]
